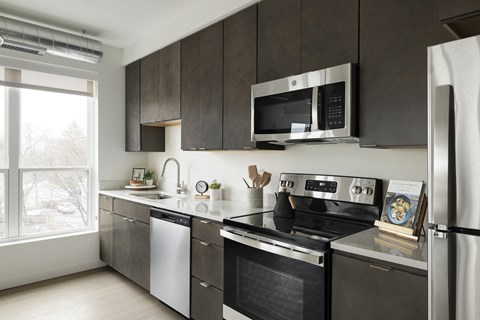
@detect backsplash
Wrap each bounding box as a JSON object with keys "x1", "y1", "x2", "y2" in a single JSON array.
[{"x1": 147, "y1": 126, "x2": 427, "y2": 200}]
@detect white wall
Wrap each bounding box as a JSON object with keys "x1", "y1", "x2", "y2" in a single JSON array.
[
  {"x1": 122, "y1": 0, "x2": 260, "y2": 65},
  {"x1": 0, "y1": 47, "x2": 147, "y2": 290},
  {"x1": 148, "y1": 126, "x2": 427, "y2": 200}
]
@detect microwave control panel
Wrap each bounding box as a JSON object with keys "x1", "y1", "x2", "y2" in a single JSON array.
[{"x1": 319, "y1": 81, "x2": 345, "y2": 130}]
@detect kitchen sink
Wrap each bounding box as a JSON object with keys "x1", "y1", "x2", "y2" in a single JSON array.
[{"x1": 129, "y1": 193, "x2": 173, "y2": 200}]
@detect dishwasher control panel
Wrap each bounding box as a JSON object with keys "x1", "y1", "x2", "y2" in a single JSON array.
[{"x1": 150, "y1": 208, "x2": 191, "y2": 227}]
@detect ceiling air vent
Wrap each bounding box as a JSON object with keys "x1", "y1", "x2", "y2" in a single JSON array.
[
  {"x1": 0, "y1": 37, "x2": 47, "y2": 55},
  {"x1": 0, "y1": 15, "x2": 103, "y2": 64}
]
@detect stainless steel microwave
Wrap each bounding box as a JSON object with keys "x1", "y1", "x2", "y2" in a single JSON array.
[{"x1": 251, "y1": 63, "x2": 357, "y2": 144}]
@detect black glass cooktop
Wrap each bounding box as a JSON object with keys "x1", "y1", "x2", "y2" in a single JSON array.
[{"x1": 224, "y1": 210, "x2": 373, "y2": 251}]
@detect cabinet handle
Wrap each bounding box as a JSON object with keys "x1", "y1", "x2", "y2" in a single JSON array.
[
  {"x1": 200, "y1": 241, "x2": 210, "y2": 246},
  {"x1": 128, "y1": 219, "x2": 135, "y2": 223},
  {"x1": 122, "y1": 217, "x2": 128, "y2": 221},
  {"x1": 243, "y1": 147, "x2": 253, "y2": 150},
  {"x1": 199, "y1": 282, "x2": 211, "y2": 288},
  {"x1": 190, "y1": 148, "x2": 197, "y2": 151},
  {"x1": 199, "y1": 220, "x2": 209, "y2": 224},
  {"x1": 369, "y1": 264, "x2": 391, "y2": 272},
  {"x1": 198, "y1": 148, "x2": 206, "y2": 150}
]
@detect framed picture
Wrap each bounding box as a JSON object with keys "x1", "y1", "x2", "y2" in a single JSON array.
[{"x1": 132, "y1": 168, "x2": 145, "y2": 181}]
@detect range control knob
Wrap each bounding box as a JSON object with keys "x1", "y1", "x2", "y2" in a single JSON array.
[
  {"x1": 287, "y1": 181, "x2": 294, "y2": 188},
  {"x1": 362, "y1": 187, "x2": 374, "y2": 196},
  {"x1": 280, "y1": 180, "x2": 287, "y2": 187},
  {"x1": 351, "y1": 186, "x2": 362, "y2": 194}
]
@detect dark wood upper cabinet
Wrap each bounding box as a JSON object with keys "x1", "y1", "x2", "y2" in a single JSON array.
[
  {"x1": 439, "y1": 0, "x2": 480, "y2": 21},
  {"x1": 438, "y1": 0, "x2": 480, "y2": 38},
  {"x1": 181, "y1": 22, "x2": 223, "y2": 150},
  {"x1": 359, "y1": 0, "x2": 454, "y2": 147},
  {"x1": 158, "y1": 41, "x2": 181, "y2": 121},
  {"x1": 301, "y1": 0, "x2": 359, "y2": 72},
  {"x1": 257, "y1": 0, "x2": 301, "y2": 83},
  {"x1": 125, "y1": 61, "x2": 165, "y2": 152},
  {"x1": 125, "y1": 61, "x2": 141, "y2": 152},
  {"x1": 140, "y1": 52, "x2": 159, "y2": 124},
  {"x1": 223, "y1": 6, "x2": 257, "y2": 150}
]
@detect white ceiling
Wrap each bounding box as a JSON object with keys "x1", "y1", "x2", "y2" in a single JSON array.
[{"x1": 0, "y1": 0, "x2": 259, "y2": 64}]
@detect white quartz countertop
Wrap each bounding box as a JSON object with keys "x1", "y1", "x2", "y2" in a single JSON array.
[
  {"x1": 331, "y1": 227, "x2": 428, "y2": 270},
  {"x1": 99, "y1": 189, "x2": 273, "y2": 222}
]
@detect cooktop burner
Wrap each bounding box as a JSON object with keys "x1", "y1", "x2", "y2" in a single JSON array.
[{"x1": 224, "y1": 173, "x2": 383, "y2": 251}]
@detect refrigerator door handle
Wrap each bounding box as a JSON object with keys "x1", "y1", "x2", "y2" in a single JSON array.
[
  {"x1": 429, "y1": 84, "x2": 455, "y2": 227},
  {"x1": 429, "y1": 229, "x2": 451, "y2": 320}
]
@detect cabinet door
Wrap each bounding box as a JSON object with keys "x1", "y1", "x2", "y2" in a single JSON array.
[
  {"x1": 99, "y1": 209, "x2": 113, "y2": 265},
  {"x1": 191, "y1": 238, "x2": 224, "y2": 290},
  {"x1": 257, "y1": 0, "x2": 301, "y2": 83},
  {"x1": 181, "y1": 22, "x2": 223, "y2": 150},
  {"x1": 191, "y1": 276, "x2": 223, "y2": 320},
  {"x1": 112, "y1": 214, "x2": 150, "y2": 290},
  {"x1": 332, "y1": 253, "x2": 427, "y2": 320},
  {"x1": 129, "y1": 219, "x2": 150, "y2": 290},
  {"x1": 359, "y1": 0, "x2": 453, "y2": 147},
  {"x1": 112, "y1": 214, "x2": 132, "y2": 278},
  {"x1": 140, "y1": 52, "x2": 159, "y2": 124},
  {"x1": 301, "y1": 0, "x2": 358, "y2": 72},
  {"x1": 158, "y1": 41, "x2": 181, "y2": 121},
  {"x1": 125, "y1": 61, "x2": 141, "y2": 152},
  {"x1": 125, "y1": 61, "x2": 165, "y2": 152},
  {"x1": 223, "y1": 5, "x2": 257, "y2": 150}
]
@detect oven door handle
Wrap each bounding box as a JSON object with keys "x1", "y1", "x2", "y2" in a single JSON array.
[{"x1": 220, "y1": 228, "x2": 324, "y2": 267}]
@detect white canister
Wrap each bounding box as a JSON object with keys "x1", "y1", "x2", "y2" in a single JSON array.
[{"x1": 210, "y1": 189, "x2": 222, "y2": 201}]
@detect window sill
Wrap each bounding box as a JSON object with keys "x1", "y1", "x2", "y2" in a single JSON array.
[{"x1": 0, "y1": 229, "x2": 97, "y2": 247}]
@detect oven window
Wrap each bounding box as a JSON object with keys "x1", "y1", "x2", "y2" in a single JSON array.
[
  {"x1": 224, "y1": 238, "x2": 327, "y2": 320},
  {"x1": 254, "y1": 88, "x2": 312, "y2": 134},
  {"x1": 238, "y1": 258, "x2": 304, "y2": 320}
]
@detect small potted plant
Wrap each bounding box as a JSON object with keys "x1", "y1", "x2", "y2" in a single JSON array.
[
  {"x1": 144, "y1": 169, "x2": 155, "y2": 186},
  {"x1": 209, "y1": 179, "x2": 222, "y2": 200}
]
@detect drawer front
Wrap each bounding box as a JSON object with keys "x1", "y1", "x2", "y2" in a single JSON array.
[
  {"x1": 192, "y1": 218, "x2": 223, "y2": 247},
  {"x1": 191, "y1": 276, "x2": 223, "y2": 320},
  {"x1": 99, "y1": 194, "x2": 113, "y2": 211},
  {"x1": 113, "y1": 198, "x2": 150, "y2": 224},
  {"x1": 192, "y1": 238, "x2": 224, "y2": 289}
]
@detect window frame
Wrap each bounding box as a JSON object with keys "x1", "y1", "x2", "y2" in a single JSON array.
[{"x1": 0, "y1": 64, "x2": 96, "y2": 242}]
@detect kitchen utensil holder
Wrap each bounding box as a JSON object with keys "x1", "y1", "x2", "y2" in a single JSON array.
[{"x1": 246, "y1": 188, "x2": 263, "y2": 208}]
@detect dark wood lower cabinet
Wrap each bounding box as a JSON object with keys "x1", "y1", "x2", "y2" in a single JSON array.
[
  {"x1": 332, "y1": 252, "x2": 427, "y2": 320},
  {"x1": 99, "y1": 209, "x2": 113, "y2": 266},
  {"x1": 191, "y1": 276, "x2": 223, "y2": 320},
  {"x1": 191, "y1": 217, "x2": 224, "y2": 320},
  {"x1": 112, "y1": 213, "x2": 150, "y2": 290},
  {"x1": 191, "y1": 238, "x2": 224, "y2": 290}
]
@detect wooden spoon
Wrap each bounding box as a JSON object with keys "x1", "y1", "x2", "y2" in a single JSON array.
[
  {"x1": 248, "y1": 165, "x2": 258, "y2": 188},
  {"x1": 258, "y1": 171, "x2": 272, "y2": 188}
]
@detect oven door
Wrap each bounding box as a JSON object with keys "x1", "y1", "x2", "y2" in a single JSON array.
[{"x1": 221, "y1": 228, "x2": 328, "y2": 320}]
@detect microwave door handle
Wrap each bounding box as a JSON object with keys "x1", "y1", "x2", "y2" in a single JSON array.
[{"x1": 311, "y1": 86, "x2": 319, "y2": 131}]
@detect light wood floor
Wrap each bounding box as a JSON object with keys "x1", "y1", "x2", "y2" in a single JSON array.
[{"x1": 0, "y1": 268, "x2": 185, "y2": 320}]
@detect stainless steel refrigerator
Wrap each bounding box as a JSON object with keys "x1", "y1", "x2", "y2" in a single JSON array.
[{"x1": 428, "y1": 35, "x2": 480, "y2": 320}]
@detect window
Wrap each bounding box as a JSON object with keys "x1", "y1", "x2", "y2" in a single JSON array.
[{"x1": 0, "y1": 65, "x2": 96, "y2": 241}]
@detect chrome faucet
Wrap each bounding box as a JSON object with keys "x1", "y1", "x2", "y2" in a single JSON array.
[{"x1": 160, "y1": 157, "x2": 184, "y2": 194}]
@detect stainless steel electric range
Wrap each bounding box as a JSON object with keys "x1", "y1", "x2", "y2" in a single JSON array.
[{"x1": 221, "y1": 173, "x2": 383, "y2": 320}]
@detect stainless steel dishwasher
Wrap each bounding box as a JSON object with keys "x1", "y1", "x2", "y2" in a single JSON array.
[{"x1": 150, "y1": 208, "x2": 191, "y2": 318}]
